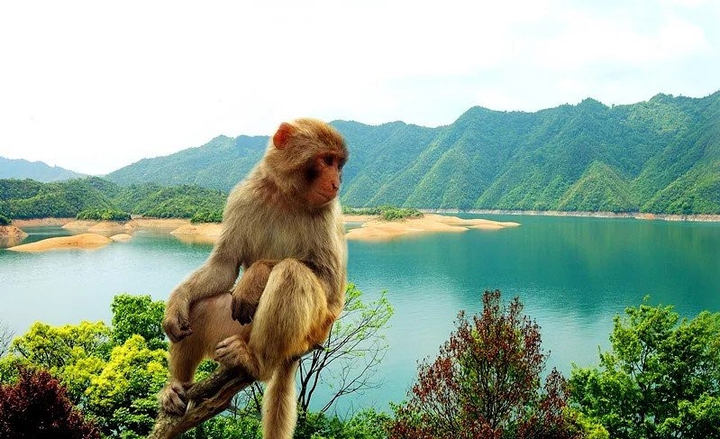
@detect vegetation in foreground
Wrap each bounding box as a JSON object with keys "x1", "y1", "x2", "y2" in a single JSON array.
[{"x1": 1, "y1": 290, "x2": 718, "y2": 438}]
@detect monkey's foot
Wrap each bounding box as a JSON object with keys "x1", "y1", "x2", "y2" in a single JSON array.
[
  {"x1": 214, "y1": 335, "x2": 259, "y2": 377},
  {"x1": 232, "y1": 297, "x2": 259, "y2": 325},
  {"x1": 159, "y1": 381, "x2": 188, "y2": 415}
]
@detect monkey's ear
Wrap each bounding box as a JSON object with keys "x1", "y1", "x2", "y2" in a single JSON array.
[{"x1": 273, "y1": 122, "x2": 294, "y2": 150}]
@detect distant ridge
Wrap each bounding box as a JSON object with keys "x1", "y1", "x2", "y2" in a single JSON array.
[
  {"x1": 0, "y1": 157, "x2": 85, "y2": 182},
  {"x1": 104, "y1": 91, "x2": 720, "y2": 215}
]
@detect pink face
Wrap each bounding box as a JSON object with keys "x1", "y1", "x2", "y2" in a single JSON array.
[{"x1": 307, "y1": 153, "x2": 345, "y2": 207}]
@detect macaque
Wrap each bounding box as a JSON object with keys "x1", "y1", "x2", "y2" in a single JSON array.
[{"x1": 160, "y1": 119, "x2": 348, "y2": 439}]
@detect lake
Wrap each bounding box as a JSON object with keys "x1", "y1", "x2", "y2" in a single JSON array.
[{"x1": 1, "y1": 215, "x2": 719, "y2": 413}]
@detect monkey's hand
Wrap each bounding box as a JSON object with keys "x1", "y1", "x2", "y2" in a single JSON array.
[
  {"x1": 163, "y1": 300, "x2": 193, "y2": 343},
  {"x1": 231, "y1": 294, "x2": 259, "y2": 325}
]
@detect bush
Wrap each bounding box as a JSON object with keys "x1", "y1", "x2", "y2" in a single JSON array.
[
  {"x1": 342, "y1": 205, "x2": 423, "y2": 221},
  {"x1": 0, "y1": 367, "x2": 100, "y2": 439},
  {"x1": 76, "y1": 208, "x2": 131, "y2": 221},
  {"x1": 0, "y1": 214, "x2": 10, "y2": 226},
  {"x1": 570, "y1": 299, "x2": 720, "y2": 439},
  {"x1": 190, "y1": 209, "x2": 223, "y2": 224},
  {"x1": 389, "y1": 290, "x2": 586, "y2": 439}
]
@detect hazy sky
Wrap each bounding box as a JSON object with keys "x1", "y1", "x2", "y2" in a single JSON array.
[{"x1": 1, "y1": 0, "x2": 718, "y2": 175}]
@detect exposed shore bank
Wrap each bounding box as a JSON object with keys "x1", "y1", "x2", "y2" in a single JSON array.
[
  {"x1": 346, "y1": 213, "x2": 519, "y2": 241},
  {"x1": 425, "y1": 209, "x2": 720, "y2": 222},
  {"x1": 8, "y1": 233, "x2": 112, "y2": 252},
  {"x1": 171, "y1": 223, "x2": 223, "y2": 244},
  {"x1": 0, "y1": 225, "x2": 29, "y2": 248}
]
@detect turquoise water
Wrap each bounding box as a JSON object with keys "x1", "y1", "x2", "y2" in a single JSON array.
[{"x1": 1, "y1": 216, "x2": 719, "y2": 412}]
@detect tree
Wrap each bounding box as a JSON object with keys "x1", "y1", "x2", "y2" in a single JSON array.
[
  {"x1": 3, "y1": 297, "x2": 169, "y2": 437},
  {"x1": 6, "y1": 321, "x2": 111, "y2": 402},
  {"x1": 0, "y1": 367, "x2": 100, "y2": 439},
  {"x1": 297, "y1": 284, "x2": 393, "y2": 414},
  {"x1": 570, "y1": 299, "x2": 720, "y2": 439},
  {"x1": 85, "y1": 335, "x2": 168, "y2": 437},
  {"x1": 389, "y1": 290, "x2": 586, "y2": 439},
  {"x1": 111, "y1": 294, "x2": 167, "y2": 350}
]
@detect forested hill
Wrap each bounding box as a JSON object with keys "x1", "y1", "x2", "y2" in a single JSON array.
[
  {"x1": 0, "y1": 178, "x2": 225, "y2": 220},
  {"x1": 0, "y1": 157, "x2": 85, "y2": 182},
  {"x1": 106, "y1": 91, "x2": 720, "y2": 214}
]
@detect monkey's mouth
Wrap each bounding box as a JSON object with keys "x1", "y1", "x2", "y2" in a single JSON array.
[{"x1": 314, "y1": 190, "x2": 335, "y2": 203}]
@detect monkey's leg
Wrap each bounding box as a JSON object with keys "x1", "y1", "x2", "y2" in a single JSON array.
[
  {"x1": 214, "y1": 259, "x2": 327, "y2": 439},
  {"x1": 160, "y1": 294, "x2": 244, "y2": 415}
]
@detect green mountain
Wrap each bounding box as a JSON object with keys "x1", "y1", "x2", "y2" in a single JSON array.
[
  {"x1": 0, "y1": 178, "x2": 225, "y2": 219},
  {"x1": 104, "y1": 92, "x2": 720, "y2": 214},
  {"x1": 0, "y1": 157, "x2": 85, "y2": 182}
]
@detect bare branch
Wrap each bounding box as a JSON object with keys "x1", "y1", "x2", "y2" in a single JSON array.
[{"x1": 0, "y1": 321, "x2": 13, "y2": 358}]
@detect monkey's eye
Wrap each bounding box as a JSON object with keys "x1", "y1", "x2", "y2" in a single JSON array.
[{"x1": 323, "y1": 155, "x2": 334, "y2": 166}]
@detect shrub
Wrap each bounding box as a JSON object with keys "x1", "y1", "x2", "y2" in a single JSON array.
[{"x1": 0, "y1": 367, "x2": 100, "y2": 439}]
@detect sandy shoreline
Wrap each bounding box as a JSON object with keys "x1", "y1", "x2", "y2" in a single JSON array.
[
  {"x1": 0, "y1": 225, "x2": 29, "y2": 248},
  {"x1": 171, "y1": 223, "x2": 223, "y2": 244},
  {"x1": 8, "y1": 233, "x2": 113, "y2": 252},
  {"x1": 346, "y1": 214, "x2": 519, "y2": 241},
  {"x1": 5, "y1": 218, "x2": 196, "y2": 251}
]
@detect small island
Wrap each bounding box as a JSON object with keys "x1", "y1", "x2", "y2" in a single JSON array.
[
  {"x1": 343, "y1": 207, "x2": 519, "y2": 241},
  {"x1": 8, "y1": 233, "x2": 113, "y2": 252}
]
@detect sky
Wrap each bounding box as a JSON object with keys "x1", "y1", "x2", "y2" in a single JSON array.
[{"x1": 0, "y1": 0, "x2": 719, "y2": 175}]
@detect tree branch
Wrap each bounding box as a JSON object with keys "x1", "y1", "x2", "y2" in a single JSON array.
[{"x1": 148, "y1": 365, "x2": 254, "y2": 439}]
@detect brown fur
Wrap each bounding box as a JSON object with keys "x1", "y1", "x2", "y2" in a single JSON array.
[{"x1": 160, "y1": 119, "x2": 348, "y2": 439}]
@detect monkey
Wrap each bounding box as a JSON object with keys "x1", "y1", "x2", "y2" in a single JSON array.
[{"x1": 159, "y1": 118, "x2": 348, "y2": 439}]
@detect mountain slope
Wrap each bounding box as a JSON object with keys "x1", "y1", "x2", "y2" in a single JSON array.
[
  {"x1": 104, "y1": 91, "x2": 720, "y2": 214},
  {"x1": 0, "y1": 157, "x2": 85, "y2": 182}
]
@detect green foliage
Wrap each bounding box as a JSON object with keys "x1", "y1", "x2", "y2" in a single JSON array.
[
  {"x1": 343, "y1": 205, "x2": 423, "y2": 221},
  {"x1": 2, "y1": 295, "x2": 169, "y2": 438},
  {"x1": 297, "y1": 284, "x2": 393, "y2": 414},
  {"x1": 85, "y1": 335, "x2": 168, "y2": 437},
  {"x1": 6, "y1": 321, "x2": 111, "y2": 402},
  {"x1": 0, "y1": 178, "x2": 227, "y2": 220},
  {"x1": 191, "y1": 209, "x2": 223, "y2": 223},
  {"x1": 0, "y1": 214, "x2": 10, "y2": 226},
  {"x1": 379, "y1": 207, "x2": 423, "y2": 221},
  {"x1": 570, "y1": 298, "x2": 720, "y2": 439},
  {"x1": 111, "y1": 294, "x2": 167, "y2": 351},
  {"x1": 0, "y1": 178, "x2": 117, "y2": 219},
  {"x1": 342, "y1": 206, "x2": 383, "y2": 215},
  {"x1": 295, "y1": 410, "x2": 390, "y2": 439},
  {"x1": 107, "y1": 134, "x2": 268, "y2": 191},
  {"x1": 115, "y1": 184, "x2": 226, "y2": 219},
  {"x1": 77, "y1": 208, "x2": 131, "y2": 221}
]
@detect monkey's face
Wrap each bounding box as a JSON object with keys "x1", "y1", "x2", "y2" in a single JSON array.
[
  {"x1": 306, "y1": 153, "x2": 345, "y2": 208},
  {"x1": 267, "y1": 119, "x2": 348, "y2": 210}
]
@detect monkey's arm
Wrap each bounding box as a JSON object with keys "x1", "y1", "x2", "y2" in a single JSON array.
[{"x1": 164, "y1": 235, "x2": 242, "y2": 342}]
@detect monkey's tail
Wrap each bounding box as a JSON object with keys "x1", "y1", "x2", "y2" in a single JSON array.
[{"x1": 262, "y1": 360, "x2": 299, "y2": 439}]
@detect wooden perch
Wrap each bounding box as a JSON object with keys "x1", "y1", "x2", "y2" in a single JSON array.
[{"x1": 148, "y1": 366, "x2": 254, "y2": 439}]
